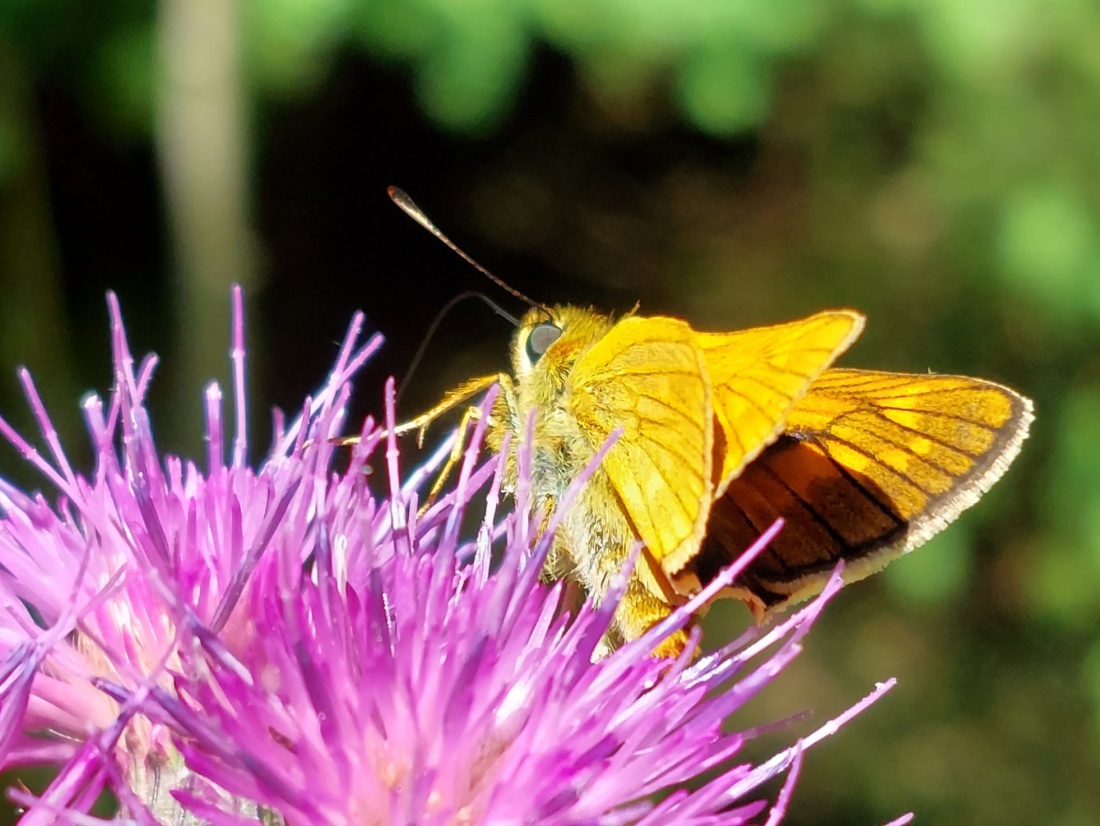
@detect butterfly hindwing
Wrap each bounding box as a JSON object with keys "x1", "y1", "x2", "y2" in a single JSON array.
[{"x1": 691, "y1": 367, "x2": 1034, "y2": 617}]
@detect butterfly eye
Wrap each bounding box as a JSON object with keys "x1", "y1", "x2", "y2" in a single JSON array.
[{"x1": 525, "y1": 322, "x2": 563, "y2": 364}]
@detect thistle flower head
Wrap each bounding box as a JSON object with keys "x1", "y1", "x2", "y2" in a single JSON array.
[{"x1": 0, "y1": 289, "x2": 899, "y2": 824}]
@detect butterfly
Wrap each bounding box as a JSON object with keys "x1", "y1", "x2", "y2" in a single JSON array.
[
  {"x1": 378, "y1": 189, "x2": 1033, "y2": 657},
  {"x1": 398, "y1": 303, "x2": 1032, "y2": 656}
]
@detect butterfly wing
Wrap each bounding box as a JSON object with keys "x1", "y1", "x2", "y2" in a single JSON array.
[
  {"x1": 697, "y1": 310, "x2": 865, "y2": 499},
  {"x1": 687, "y1": 367, "x2": 1034, "y2": 618},
  {"x1": 570, "y1": 316, "x2": 713, "y2": 573}
]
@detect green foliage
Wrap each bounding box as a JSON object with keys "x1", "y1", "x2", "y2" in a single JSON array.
[
  {"x1": 248, "y1": 0, "x2": 355, "y2": 93},
  {"x1": 0, "y1": 110, "x2": 23, "y2": 189},
  {"x1": 999, "y1": 182, "x2": 1100, "y2": 327},
  {"x1": 884, "y1": 528, "x2": 971, "y2": 607}
]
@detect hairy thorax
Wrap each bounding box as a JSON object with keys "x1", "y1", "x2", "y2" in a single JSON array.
[{"x1": 524, "y1": 392, "x2": 638, "y2": 603}]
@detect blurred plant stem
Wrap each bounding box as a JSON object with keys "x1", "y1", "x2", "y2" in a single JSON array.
[
  {"x1": 0, "y1": 40, "x2": 78, "y2": 438},
  {"x1": 156, "y1": 0, "x2": 257, "y2": 453}
]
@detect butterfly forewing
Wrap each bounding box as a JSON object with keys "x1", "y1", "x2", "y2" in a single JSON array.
[
  {"x1": 691, "y1": 367, "x2": 1033, "y2": 617},
  {"x1": 570, "y1": 316, "x2": 714, "y2": 572},
  {"x1": 695, "y1": 310, "x2": 865, "y2": 499}
]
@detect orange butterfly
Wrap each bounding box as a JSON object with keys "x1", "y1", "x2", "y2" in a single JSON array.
[
  {"x1": 399, "y1": 304, "x2": 1031, "y2": 657},
  {"x1": 382, "y1": 190, "x2": 1034, "y2": 657}
]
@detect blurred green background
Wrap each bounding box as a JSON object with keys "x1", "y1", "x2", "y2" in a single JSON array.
[{"x1": 0, "y1": 0, "x2": 1097, "y2": 823}]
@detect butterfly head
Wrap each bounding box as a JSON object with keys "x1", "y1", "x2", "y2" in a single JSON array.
[{"x1": 512, "y1": 305, "x2": 617, "y2": 393}]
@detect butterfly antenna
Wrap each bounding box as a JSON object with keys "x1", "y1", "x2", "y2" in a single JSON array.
[
  {"x1": 396, "y1": 290, "x2": 518, "y2": 403},
  {"x1": 388, "y1": 187, "x2": 550, "y2": 315}
]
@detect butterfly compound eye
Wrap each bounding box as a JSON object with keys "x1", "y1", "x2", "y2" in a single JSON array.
[{"x1": 525, "y1": 322, "x2": 563, "y2": 364}]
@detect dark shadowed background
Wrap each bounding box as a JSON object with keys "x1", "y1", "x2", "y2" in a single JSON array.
[{"x1": 1, "y1": 1, "x2": 1097, "y2": 823}]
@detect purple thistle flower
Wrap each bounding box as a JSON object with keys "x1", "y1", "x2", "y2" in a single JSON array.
[{"x1": 0, "y1": 289, "x2": 903, "y2": 824}]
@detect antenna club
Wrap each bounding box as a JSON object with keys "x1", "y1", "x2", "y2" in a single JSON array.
[{"x1": 386, "y1": 186, "x2": 548, "y2": 314}]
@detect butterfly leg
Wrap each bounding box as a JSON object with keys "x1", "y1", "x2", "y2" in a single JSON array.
[
  {"x1": 418, "y1": 403, "x2": 485, "y2": 514},
  {"x1": 331, "y1": 373, "x2": 502, "y2": 450},
  {"x1": 395, "y1": 373, "x2": 504, "y2": 446},
  {"x1": 418, "y1": 374, "x2": 518, "y2": 515}
]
